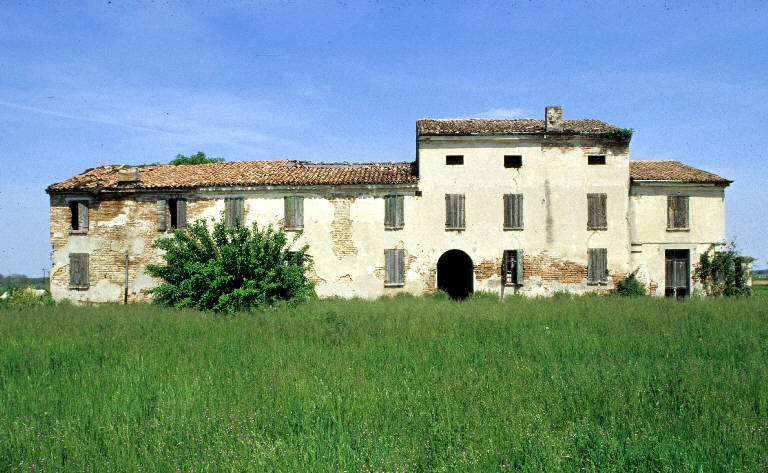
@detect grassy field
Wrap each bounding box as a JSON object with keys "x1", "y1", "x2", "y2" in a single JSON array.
[
  {"x1": 753, "y1": 278, "x2": 768, "y2": 297},
  {"x1": 1, "y1": 296, "x2": 767, "y2": 472}
]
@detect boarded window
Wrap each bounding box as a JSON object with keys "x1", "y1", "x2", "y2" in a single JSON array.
[
  {"x1": 502, "y1": 249, "x2": 524, "y2": 285},
  {"x1": 69, "y1": 201, "x2": 89, "y2": 232},
  {"x1": 384, "y1": 195, "x2": 404, "y2": 229},
  {"x1": 284, "y1": 196, "x2": 304, "y2": 230},
  {"x1": 587, "y1": 193, "x2": 607, "y2": 230},
  {"x1": 384, "y1": 249, "x2": 404, "y2": 286},
  {"x1": 446, "y1": 155, "x2": 464, "y2": 165},
  {"x1": 588, "y1": 248, "x2": 608, "y2": 283},
  {"x1": 503, "y1": 194, "x2": 523, "y2": 229},
  {"x1": 445, "y1": 194, "x2": 465, "y2": 229},
  {"x1": 69, "y1": 253, "x2": 89, "y2": 289},
  {"x1": 588, "y1": 155, "x2": 606, "y2": 165},
  {"x1": 667, "y1": 196, "x2": 689, "y2": 230},
  {"x1": 504, "y1": 155, "x2": 522, "y2": 168},
  {"x1": 225, "y1": 198, "x2": 245, "y2": 227}
]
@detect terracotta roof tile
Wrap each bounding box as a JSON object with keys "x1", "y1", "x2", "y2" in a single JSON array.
[
  {"x1": 630, "y1": 160, "x2": 731, "y2": 185},
  {"x1": 47, "y1": 160, "x2": 418, "y2": 193},
  {"x1": 417, "y1": 118, "x2": 618, "y2": 136}
]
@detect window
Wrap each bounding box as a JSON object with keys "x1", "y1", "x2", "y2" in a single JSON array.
[
  {"x1": 284, "y1": 196, "x2": 304, "y2": 230},
  {"x1": 667, "y1": 195, "x2": 689, "y2": 230},
  {"x1": 384, "y1": 195, "x2": 404, "y2": 229},
  {"x1": 588, "y1": 155, "x2": 606, "y2": 165},
  {"x1": 503, "y1": 194, "x2": 523, "y2": 230},
  {"x1": 588, "y1": 248, "x2": 608, "y2": 283},
  {"x1": 502, "y1": 249, "x2": 524, "y2": 285},
  {"x1": 587, "y1": 193, "x2": 607, "y2": 230},
  {"x1": 157, "y1": 199, "x2": 187, "y2": 231},
  {"x1": 69, "y1": 201, "x2": 89, "y2": 232},
  {"x1": 384, "y1": 249, "x2": 404, "y2": 286},
  {"x1": 225, "y1": 198, "x2": 245, "y2": 227},
  {"x1": 445, "y1": 194, "x2": 465, "y2": 229},
  {"x1": 69, "y1": 253, "x2": 89, "y2": 289},
  {"x1": 446, "y1": 155, "x2": 464, "y2": 165},
  {"x1": 504, "y1": 155, "x2": 522, "y2": 168}
]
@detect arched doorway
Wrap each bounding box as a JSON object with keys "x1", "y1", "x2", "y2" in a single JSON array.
[{"x1": 437, "y1": 250, "x2": 474, "y2": 300}]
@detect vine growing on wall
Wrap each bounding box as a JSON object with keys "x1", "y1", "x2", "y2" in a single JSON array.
[{"x1": 693, "y1": 241, "x2": 752, "y2": 296}]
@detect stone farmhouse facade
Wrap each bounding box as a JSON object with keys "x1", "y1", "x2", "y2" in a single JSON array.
[{"x1": 46, "y1": 107, "x2": 732, "y2": 303}]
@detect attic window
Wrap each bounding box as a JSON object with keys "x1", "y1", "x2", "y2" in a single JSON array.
[
  {"x1": 446, "y1": 155, "x2": 464, "y2": 165},
  {"x1": 504, "y1": 155, "x2": 522, "y2": 168},
  {"x1": 588, "y1": 155, "x2": 606, "y2": 165},
  {"x1": 69, "y1": 201, "x2": 89, "y2": 233}
]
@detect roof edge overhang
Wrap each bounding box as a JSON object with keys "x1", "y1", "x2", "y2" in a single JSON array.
[
  {"x1": 630, "y1": 179, "x2": 732, "y2": 187},
  {"x1": 48, "y1": 182, "x2": 420, "y2": 195}
]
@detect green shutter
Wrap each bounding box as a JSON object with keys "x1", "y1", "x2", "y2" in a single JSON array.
[
  {"x1": 285, "y1": 196, "x2": 303, "y2": 229},
  {"x1": 176, "y1": 199, "x2": 186, "y2": 229},
  {"x1": 395, "y1": 195, "x2": 404, "y2": 228},
  {"x1": 157, "y1": 200, "x2": 167, "y2": 232},
  {"x1": 515, "y1": 249, "x2": 524, "y2": 284}
]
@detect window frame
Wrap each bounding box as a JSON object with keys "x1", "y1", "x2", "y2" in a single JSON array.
[
  {"x1": 384, "y1": 194, "x2": 404, "y2": 230},
  {"x1": 587, "y1": 193, "x2": 608, "y2": 231},
  {"x1": 503, "y1": 193, "x2": 523, "y2": 230},
  {"x1": 504, "y1": 155, "x2": 522, "y2": 169},
  {"x1": 502, "y1": 249, "x2": 524, "y2": 286},
  {"x1": 69, "y1": 253, "x2": 90, "y2": 289},
  {"x1": 444, "y1": 194, "x2": 466, "y2": 230},
  {"x1": 384, "y1": 249, "x2": 405, "y2": 287},
  {"x1": 588, "y1": 155, "x2": 606, "y2": 165},
  {"x1": 68, "y1": 200, "x2": 89, "y2": 234},
  {"x1": 284, "y1": 196, "x2": 304, "y2": 231},
  {"x1": 225, "y1": 197, "x2": 245, "y2": 228},
  {"x1": 445, "y1": 155, "x2": 464, "y2": 166},
  {"x1": 666, "y1": 195, "x2": 690, "y2": 231},
  {"x1": 587, "y1": 248, "x2": 608, "y2": 284}
]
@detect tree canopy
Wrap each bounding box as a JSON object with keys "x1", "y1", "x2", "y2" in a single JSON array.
[{"x1": 169, "y1": 152, "x2": 224, "y2": 165}]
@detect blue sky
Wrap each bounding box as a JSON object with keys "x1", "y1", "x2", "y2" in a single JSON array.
[{"x1": 1, "y1": 0, "x2": 767, "y2": 276}]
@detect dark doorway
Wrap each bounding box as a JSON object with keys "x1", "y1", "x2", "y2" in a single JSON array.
[
  {"x1": 665, "y1": 249, "x2": 690, "y2": 299},
  {"x1": 437, "y1": 250, "x2": 474, "y2": 300}
]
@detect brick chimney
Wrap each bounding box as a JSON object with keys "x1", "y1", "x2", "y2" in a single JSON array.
[
  {"x1": 117, "y1": 167, "x2": 140, "y2": 184},
  {"x1": 545, "y1": 106, "x2": 563, "y2": 132}
]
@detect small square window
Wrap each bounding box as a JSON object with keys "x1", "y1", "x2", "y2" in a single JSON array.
[
  {"x1": 446, "y1": 155, "x2": 464, "y2": 165},
  {"x1": 588, "y1": 155, "x2": 606, "y2": 165},
  {"x1": 504, "y1": 155, "x2": 522, "y2": 168}
]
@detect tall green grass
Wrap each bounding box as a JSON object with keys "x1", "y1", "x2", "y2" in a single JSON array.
[{"x1": 1, "y1": 296, "x2": 767, "y2": 472}]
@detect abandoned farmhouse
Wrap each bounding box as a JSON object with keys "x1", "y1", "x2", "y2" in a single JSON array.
[{"x1": 46, "y1": 107, "x2": 732, "y2": 303}]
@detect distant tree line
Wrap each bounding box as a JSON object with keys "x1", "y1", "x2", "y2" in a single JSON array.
[{"x1": 0, "y1": 274, "x2": 48, "y2": 291}]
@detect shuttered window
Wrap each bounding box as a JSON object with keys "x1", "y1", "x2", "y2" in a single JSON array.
[
  {"x1": 502, "y1": 249, "x2": 524, "y2": 285},
  {"x1": 69, "y1": 253, "x2": 89, "y2": 289},
  {"x1": 503, "y1": 194, "x2": 523, "y2": 229},
  {"x1": 157, "y1": 200, "x2": 167, "y2": 231},
  {"x1": 588, "y1": 248, "x2": 608, "y2": 283},
  {"x1": 225, "y1": 198, "x2": 245, "y2": 227},
  {"x1": 667, "y1": 196, "x2": 689, "y2": 230},
  {"x1": 284, "y1": 196, "x2": 304, "y2": 230},
  {"x1": 69, "y1": 201, "x2": 89, "y2": 232},
  {"x1": 445, "y1": 194, "x2": 465, "y2": 230},
  {"x1": 384, "y1": 195, "x2": 404, "y2": 229},
  {"x1": 175, "y1": 199, "x2": 186, "y2": 229},
  {"x1": 587, "y1": 193, "x2": 607, "y2": 230},
  {"x1": 159, "y1": 199, "x2": 187, "y2": 230},
  {"x1": 384, "y1": 249, "x2": 404, "y2": 286}
]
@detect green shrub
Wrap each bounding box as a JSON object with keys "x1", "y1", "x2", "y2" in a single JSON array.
[
  {"x1": 602, "y1": 128, "x2": 634, "y2": 142},
  {"x1": 146, "y1": 217, "x2": 315, "y2": 313},
  {"x1": 5, "y1": 287, "x2": 50, "y2": 309},
  {"x1": 168, "y1": 152, "x2": 224, "y2": 165},
  {"x1": 614, "y1": 271, "x2": 646, "y2": 297},
  {"x1": 694, "y1": 242, "x2": 752, "y2": 296}
]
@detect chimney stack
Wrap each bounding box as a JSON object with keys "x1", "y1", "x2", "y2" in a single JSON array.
[
  {"x1": 545, "y1": 106, "x2": 563, "y2": 132},
  {"x1": 117, "y1": 167, "x2": 140, "y2": 184}
]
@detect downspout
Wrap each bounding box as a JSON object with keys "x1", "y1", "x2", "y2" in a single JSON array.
[{"x1": 124, "y1": 249, "x2": 129, "y2": 304}]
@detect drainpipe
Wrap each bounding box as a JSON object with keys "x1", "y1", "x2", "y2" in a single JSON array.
[{"x1": 124, "y1": 249, "x2": 129, "y2": 304}]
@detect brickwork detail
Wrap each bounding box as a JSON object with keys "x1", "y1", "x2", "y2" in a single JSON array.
[
  {"x1": 329, "y1": 198, "x2": 358, "y2": 258},
  {"x1": 524, "y1": 252, "x2": 587, "y2": 283},
  {"x1": 474, "y1": 258, "x2": 502, "y2": 280}
]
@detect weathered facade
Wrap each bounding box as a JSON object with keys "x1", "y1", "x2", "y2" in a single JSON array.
[{"x1": 46, "y1": 107, "x2": 731, "y2": 303}]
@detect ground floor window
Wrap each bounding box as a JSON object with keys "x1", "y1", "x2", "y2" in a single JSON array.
[{"x1": 665, "y1": 249, "x2": 690, "y2": 298}]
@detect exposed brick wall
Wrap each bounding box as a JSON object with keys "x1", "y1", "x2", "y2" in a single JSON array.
[
  {"x1": 474, "y1": 258, "x2": 502, "y2": 281},
  {"x1": 524, "y1": 251, "x2": 587, "y2": 283},
  {"x1": 329, "y1": 198, "x2": 358, "y2": 258}
]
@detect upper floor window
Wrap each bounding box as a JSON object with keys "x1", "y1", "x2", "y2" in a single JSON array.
[
  {"x1": 502, "y1": 249, "x2": 524, "y2": 286},
  {"x1": 587, "y1": 248, "x2": 608, "y2": 284},
  {"x1": 588, "y1": 155, "x2": 606, "y2": 165},
  {"x1": 667, "y1": 195, "x2": 689, "y2": 230},
  {"x1": 284, "y1": 196, "x2": 304, "y2": 230},
  {"x1": 446, "y1": 155, "x2": 464, "y2": 165},
  {"x1": 225, "y1": 198, "x2": 245, "y2": 227},
  {"x1": 157, "y1": 199, "x2": 187, "y2": 231},
  {"x1": 69, "y1": 200, "x2": 89, "y2": 233},
  {"x1": 384, "y1": 249, "x2": 405, "y2": 287},
  {"x1": 504, "y1": 155, "x2": 522, "y2": 168},
  {"x1": 384, "y1": 195, "x2": 404, "y2": 230},
  {"x1": 587, "y1": 193, "x2": 607, "y2": 230},
  {"x1": 503, "y1": 194, "x2": 523, "y2": 230},
  {"x1": 445, "y1": 194, "x2": 465, "y2": 230}
]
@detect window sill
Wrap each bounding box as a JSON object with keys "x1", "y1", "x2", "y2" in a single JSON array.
[
  {"x1": 666, "y1": 228, "x2": 690, "y2": 232},
  {"x1": 445, "y1": 227, "x2": 466, "y2": 231},
  {"x1": 384, "y1": 226, "x2": 404, "y2": 231},
  {"x1": 504, "y1": 283, "x2": 522, "y2": 287},
  {"x1": 503, "y1": 227, "x2": 524, "y2": 231},
  {"x1": 384, "y1": 283, "x2": 405, "y2": 288},
  {"x1": 284, "y1": 227, "x2": 304, "y2": 232},
  {"x1": 69, "y1": 286, "x2": 89, "y2": 291},
  {"x1": 69, "y1": 230, "x2": 88, "y2": 235},
  {"x1": 587, "y1": 281, "x2": 609, "y2": 286},
  {"x1": 587, "y1": 227, "x2": 608, "y2": 231}
]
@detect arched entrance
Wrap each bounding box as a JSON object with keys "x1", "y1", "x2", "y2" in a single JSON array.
[{"x1": 437, "y1": 250, "x2": 474, "y2": 300}]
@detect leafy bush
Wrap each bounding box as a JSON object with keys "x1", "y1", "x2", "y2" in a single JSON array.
[
  {"x1": 614, "y1": 270, "x2": 646, "y2": 297},
  {"x1": 602, "y1": 128, "x2": 634, "y2": 142},
  {"x1": 3, "y1": 286, "x2": 52, "y2": 309},
  {"x1": 694, "y1": 242, "x2": 752, "y2": 296},
  {"x1": 146, "y1": 217, "x2": 315, "y2": 313},
  {"x1": 169, "y1": 152, "x2": 224, "y2": 165}
]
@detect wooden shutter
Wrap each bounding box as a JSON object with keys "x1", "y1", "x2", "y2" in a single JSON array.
[
  {"x1": 225, "y1": 198, "x2": 233, "y2": 227},
  {"x1": 77, "y1": 201, "x2": 89, "y2": 232},
  {"x1": 445, "y1": 194, "x2": 453, "y2": 228},
  {"x1": 157, "y1": 200, "x2": 167, "y2": 232},
  {"x1": 69, "y1": 253, "x2": 89, "y2": 288},
  {"x1": 395, "y1": 195, "x2": 404, "y2": 228},
  {"x1": 599, "y1": 194, "x2": 607, "y2": 228},
  {"x1": 385, "y1": 249, "x2": 404, "y2": 286},
  {"x1": 236, "y1": 198, "x2": 245, "y2": 226},
  {"x1": 588, "y1": 248, "x2": 607, "y2": 282},
  {"x1": 176, "y1": 199, "x2": 186, "y2": 229},
  {"x1": 503, "y1": 195, "x2": 513, "y2": 228},
  {"x1": 515, "y1": 249, "x2": 524, "y2": 284},
  {"x1": 667, "y1": 196, "x2": 689, "y2": 229},
  {"x1": 385, "y1": 196, "x2": 394, "y2": 227},
  {"x1": 504, "y1": 194, "x2": 523, "y2": 229},
  {"x1": 588, "y1": 194, "x2": 606, "y2": 229},
  {"x1": 445, "y1": 194, "x2": 465, "y2": 229},
  {"x1": 285, "y1": 197, "x2": 303, "y2": 229}
]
